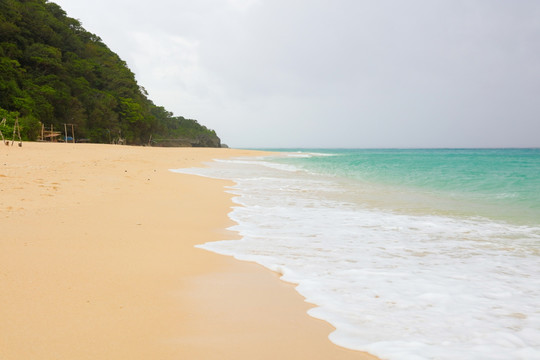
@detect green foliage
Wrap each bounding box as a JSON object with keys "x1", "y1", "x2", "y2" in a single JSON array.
[
  {"x1": 0, "y1": 0, "x2": 220, "y2": 146},
  {"x1": 0, "y1": 107, "x2": 40, "y2": 141}
]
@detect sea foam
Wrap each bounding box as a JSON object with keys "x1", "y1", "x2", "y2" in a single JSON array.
[{"x1": 172, "y1": 153, "x2": 540, "y2": 360}]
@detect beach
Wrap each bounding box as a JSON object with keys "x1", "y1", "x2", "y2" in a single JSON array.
[
  {"x1": 0, "y1": 142, "x2": 377, "y2": 360},
  {"x1": 181, "y1": 149, "x2": 540, "y2": 360}
]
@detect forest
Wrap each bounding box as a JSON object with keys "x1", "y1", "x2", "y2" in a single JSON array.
[{"x1": 0, "y1": 0, "x2": 221, "y2": 146}]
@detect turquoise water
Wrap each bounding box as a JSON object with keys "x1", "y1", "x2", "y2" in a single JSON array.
[
  {"x1": 175, "y1": 148, "x2": 540, "y2": 359},
  {"x1": 267, "y1": 148, "x2": 540, "y2": 226}
]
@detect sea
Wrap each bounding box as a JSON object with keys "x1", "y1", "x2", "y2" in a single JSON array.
[{"x1": 172, "y1": 148, "x2": 540, "y2": 360}]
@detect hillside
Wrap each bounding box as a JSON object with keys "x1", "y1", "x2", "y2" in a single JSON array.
[{"x1": 0, "y1": 0, "x2": 220, "y2": 146}]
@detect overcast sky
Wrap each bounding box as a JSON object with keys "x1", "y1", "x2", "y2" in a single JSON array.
[{"x1": 52, "y1": 0, "x2": 540, "y2": 148}]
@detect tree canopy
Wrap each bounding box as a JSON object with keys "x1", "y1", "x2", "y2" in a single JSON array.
[{"x1": 0, "y1": 0, "x2": 220, "y2": 146}]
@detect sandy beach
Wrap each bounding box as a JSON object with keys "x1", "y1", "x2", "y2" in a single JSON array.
[{"x1": 0, "y1": 142, "x2": 377, "y2": 360}]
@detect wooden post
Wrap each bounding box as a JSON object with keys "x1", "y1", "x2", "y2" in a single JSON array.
[
  {"x1": 0, "y1": 118, "x2": 6, "y2": 145},
  {"x1": 11, "y1": 118, "x2": 22, "y2": 146},
  {"x1": 71, "y1": 124, "x2": 75, "y2": 143},
  {"x1": 15, "y1": 118, "x2": 21, "y2": 146},
  {"x1": 64, "y1": 123, "x2": 68, "y2": 143},
  {"x1": 12, "y1": 119, "x2": 16, "y2": 146}
]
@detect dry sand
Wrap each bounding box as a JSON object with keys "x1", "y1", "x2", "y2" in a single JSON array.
[{"x1": 0, "y1": 142, "x2": 378, "y2": 359}]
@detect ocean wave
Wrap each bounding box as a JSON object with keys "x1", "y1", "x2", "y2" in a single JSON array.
[{"x1": 174, "y1": 153, "x2": 540, "y2": 360}]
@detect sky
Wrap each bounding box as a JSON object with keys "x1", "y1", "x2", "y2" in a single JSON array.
[{"x1": 51, "y1": 0, "x2": 540, "y2": 148}]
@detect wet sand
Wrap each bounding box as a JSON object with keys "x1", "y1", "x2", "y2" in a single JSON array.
[{"x1": 0, "y1": 142, "x2": 378, "y2": 359}]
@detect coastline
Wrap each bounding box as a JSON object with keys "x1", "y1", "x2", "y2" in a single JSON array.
[{"x1": 0, "y1": 142, "x2": 378, "y2": 359}]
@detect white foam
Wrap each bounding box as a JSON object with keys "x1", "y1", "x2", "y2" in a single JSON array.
[
  {"x1": 173, "y1": 157, "x2": 540, "y2": 360},
  {"x1": 283, "y1": 151, "x2": 339, "y2": 158}
]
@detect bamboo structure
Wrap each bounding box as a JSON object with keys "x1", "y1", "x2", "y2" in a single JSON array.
[
  {"x1": 11, "y1": 118, "x2": 22, "y2": 146},
  {"x1": 0, "y1": 118, "x2": 6, "y2": 145},
  {"x1": 39, "y1": 123, "x2": 62, "y2": 142},
  {"x1": 63, "y1": 123, "x2": 75, "y2": 143},
  {"x1": 0, "y1": 117, "x2": 22, "y2": 147}
]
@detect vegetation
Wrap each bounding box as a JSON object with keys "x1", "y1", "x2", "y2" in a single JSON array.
[{"x1": 0, "y1": 0, "x2": 220, "y2": 146}]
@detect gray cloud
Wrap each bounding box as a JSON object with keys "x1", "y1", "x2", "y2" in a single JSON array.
[{"x1": 53, "y1": 0, "x2": 540, "y2": 147}]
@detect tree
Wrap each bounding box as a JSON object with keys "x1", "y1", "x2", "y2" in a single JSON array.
[{"x1": 0, "y1": 0, "x2": 221, "y2": 146}]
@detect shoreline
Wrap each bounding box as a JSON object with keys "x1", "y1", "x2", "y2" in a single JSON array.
[{"x1": 0, "y1": 142, "x2": 378, "y2": 359}]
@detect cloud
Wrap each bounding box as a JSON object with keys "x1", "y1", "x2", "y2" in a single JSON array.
[
  {"x1": 227, "y1": 0, "x2": 261, "y2": 12},
  {"x1": 52, "y1": 0, "x2": 540, "y2": 147}
]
